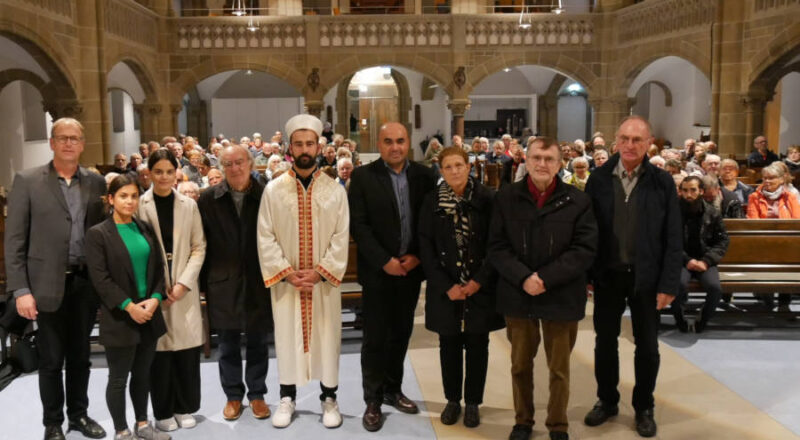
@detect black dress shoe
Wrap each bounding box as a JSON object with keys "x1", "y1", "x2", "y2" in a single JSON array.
[
  {"x1": 635, "y1": 409, "x2": 657, "y2": 437},
  {"x1": 383, "y1": 392, "x2": 419, "y2": 414},
  {"x1": 508, "y1": 424, "x2": 532, "y2": 440},
  {"x1": 43, "y1": 425, "x2": 65, "y2": 440},
  {"x1": 68, "y1": 416, "x2": 107, "y2": 439},
  {"x1": 440, "y1": 401, "x2": 461, "y2": 425},
  {"x1": 362, "y1": 402, "x2": 383, "y2": 432},
  {"x1": 463, "y1": 404, "x2": 480, "y2": 428},
  {"x1": 549, "y1": 431, "x2": 569, "y2": 440},
  {"x1": 584, "y1": 400, "x2": 618, "y2": 426}
]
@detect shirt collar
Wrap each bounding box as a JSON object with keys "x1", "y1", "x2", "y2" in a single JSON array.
[
  {"x1": 383, "y1": 159, "x2": 409, "y2": 175},
  {"x1": 613, "y1": 159, "x2": 643, "y2": 181}
]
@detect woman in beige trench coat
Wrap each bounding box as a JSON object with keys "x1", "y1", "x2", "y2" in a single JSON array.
[{"x1": 137, "y1": 149, "x2": 207, "y2": 433}]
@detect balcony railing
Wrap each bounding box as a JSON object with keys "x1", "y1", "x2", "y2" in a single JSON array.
[{"x1": 616, "y1": 0, "x2": 716, "y2": 43}]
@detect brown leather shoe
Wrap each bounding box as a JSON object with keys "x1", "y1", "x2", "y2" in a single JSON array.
[
  {"x1": 383, "y1": 392, "x2": 419, "y2": 414},
  {"x1": 250, "y1": 399, "x2": 271, "y2": 419},
  {"x1": 223, "y1": 400, "x2": 243, "y2": 421},
  {"x1": 362, "y1": 402, "x2": 383, "y2": 432}
]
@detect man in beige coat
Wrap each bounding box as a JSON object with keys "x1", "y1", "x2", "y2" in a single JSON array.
[
  {"x1": 137, "y1": 149, "x2": 207, "y2": 432},
  {"x1": 257, "y1": 114, "x2": 350, "y2": 429}
]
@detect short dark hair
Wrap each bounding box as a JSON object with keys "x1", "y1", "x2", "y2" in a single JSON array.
[
  {"x1": 107, "y1": 174, "x2": 139, "y2": 197},
  {"x1": 681, "y1": 175, "x2": 704, "y2": 190},
  {"x1": 527, "y1": 136, "x2": 562, "y2": 160},
  {"x1": 438, "y1": 146, "x2": 469, "y2": 165},
  {"x1": 147, "y1": 148, "x2": 179, "y2": 171}
]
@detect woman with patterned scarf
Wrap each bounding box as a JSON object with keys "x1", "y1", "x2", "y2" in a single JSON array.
[{"x1": 418, "y1": 147, "x2": 505, "y2": 429}]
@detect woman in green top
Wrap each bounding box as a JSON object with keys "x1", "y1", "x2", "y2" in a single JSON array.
[{"x1": 85, "y1": 175, "x2": 168, "y2": 440}]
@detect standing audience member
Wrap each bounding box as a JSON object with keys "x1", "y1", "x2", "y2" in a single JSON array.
[
  {"x1": 489, "y1": 137, "x2": 597, "y2": 440},
  {"x1": 138, "y1": 150, "x2": 207, "y2": 432},
  {"x1": 5, "y1": 117, "x2": 107, "y2": 440},
  {"x1": 85, "y1": 174, "x2": 168, "y2": 440},
  {"x1": 349, "y1": 122, "x2": 437, "y2": 432},
  {"x1": 672, "y1": 176, "x2": 729, "y2": 333},
  {"x1": 257, "y1": 114, "x2": 349, "y2": 429},
  {"x1": 419, "y1": 147, "x2": 504, "y2": 429},
  {"x1": 583, "y1": 116, "x2": 682, "y2": 438},
  {"x1": 197, "y1": 145, "x2": 273, "y2": 422}
]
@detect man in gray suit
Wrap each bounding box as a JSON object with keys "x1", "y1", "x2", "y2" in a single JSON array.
[{"x1": 5, "y1": 118, "x2": 108, "y2": 440}]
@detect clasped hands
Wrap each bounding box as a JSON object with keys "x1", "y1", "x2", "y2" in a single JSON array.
[
  {"x1": 446, "y1": 280, "x2": 481, "y2": 301},
  {"x1": 382, "y1": 254, "x2": 420, "y2": 277},
  {"x1": 162, "y1": 283, "x2": 188, "y2": 307},
  {"x1": 286, "y1": 269, "x2": 322, "y2": 294},
  {"x1": 523, "y1": 273, "x2": 546, "y2": 296},
  {"x1": 686, "y1": 259, "x2": 708, "y2": 272},
  {"x1": 125, "y1": 298, "x2": 160, "y2": 324}
]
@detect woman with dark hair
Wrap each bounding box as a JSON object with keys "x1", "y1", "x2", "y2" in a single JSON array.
[
  {"x1": 85, "y1": 175, "x2": 169, "y2": 440},
  {"x1": 138, "y1": 149, "x2": 207, "y2": 433},
  {"x1": 418, "y1": 147, "x2": 504, "y2": 428}
]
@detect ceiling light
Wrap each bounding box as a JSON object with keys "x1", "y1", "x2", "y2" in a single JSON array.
[
  {"x1": 518, "y1": 6, "x2": 532, "y2": 29},
  {"x1": 232, "y1": 0, "x2": 246, "y2": 16},
  {"x1": 358, "y1": 84, "x2": 368, "y2": 92},
  {"x1": 503, "y1": 68, "x2": 511, "y2": 73},
  {"x1": 245, "y1": 69, "x2": 253, "y2": 75},
  {"x1": 552, "y1": 0, "x2": 564, "y2": 14}
]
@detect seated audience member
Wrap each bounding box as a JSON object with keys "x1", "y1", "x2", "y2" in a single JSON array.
[
  {"x1": 318, "y1": 145, "x2": 338, "y2": 170},
  {"x1": 784, "y1": 145, "x2": 800, "y2": 173},
  {"x1": 344, "y1": 138, "x2": 360, "y2": 166},
  {"x1": 682, "y1": 138, "x2": 696, "y2": 161},
  {"x1": 502, "y1": 146, "x2": 526, "y2": 185},
  {"x1": 647, "y1": 144, "x2": 660, "y2": 159},
  {"x1": 685, "y1": 144, "x2": 706, "y2": 175},
  {"x1": 336, "y1": 147, "x2": 353, "y2": 161},
  {"x1": 105, "y1": 172, "x2": 120, "y2": 188},
  {"x1": 704, "y1": 141, "x2": 718, "y2": 155},
  {"x1": 701, "y1": 175, "x2": 742, "y2": 219},
  {"x1": 672, "y1": 176, "x2": 729, "y2": 333},
  {"x1": 747, "y1": 136, "x2": 779, "y2": 168},
  {"x1": 113, "y1": 153, "x2": 129, "y2": 174},
  {"x1": 178, "y1": 181, "x2": 201, "y2": 201},
  {"x1": 129, "y1": 153, "x2": 143, "y2": 173},
  {"x1": 336, "y1": 158, "x2": 354, "y2": 191},
  {"x1": 182, "y1": 151, "x2": 203, "y2": 186},
  {"x1": 207, "y1": 143, "x2": 223, "y2": 167},
  {"x1": 265, "y1": 154, "x2": 283, "y2": 181},
  {"x1": 206, "y1": 168, "x2": 223, "y2": 187},
  {"x1": 672, "y1": 173, "x2": 686, "y2": 196},
  {"x1": 665, "y1": 159, "x2": 686, "y2": 177},
  {"x1": 773, "y1": 161, "x2": 800, "y2": 203},
  {"x1": 136, "y1": 164, "x2": 151, "y2": 193},
  {"x1": 197, "y1": 156, "x2": 211, "y2": 188},
  {"x1": 424, "y1": 138, "x2": 445, "y2": 168},
  {"x1": 253, "y1": 141, "x2": 274, "y2": 166},
  {"x1": 592, "y1": 149, "x2": 609, "y2": 170},
  {"x1": 702, "y1": 154, "x2": 721, "y2": 177},
  {"x1": 719, "y1": 159, "x2": 754, "y2": 209},
  {"x1": 563, "y1": 156, "x2": 590, "y2": 191},
  {"x1": 747, "y1": 162, "x2": 800, "y2": 219},
  {"x1": 649, "y1": 156, "x2": 665, "y2": 169},
  {"x1": 487, "y1": 140, "x2": 511, "y2": 165}
]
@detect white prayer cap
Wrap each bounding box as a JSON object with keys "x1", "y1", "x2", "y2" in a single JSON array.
[{"x1": 285, "y1": 114, "x2": 323, "y2": 141}]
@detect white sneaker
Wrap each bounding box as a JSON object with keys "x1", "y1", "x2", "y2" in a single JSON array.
[
  {"x1": 174, "y1": 413, "x2": 196, "y2": 429},
  {"x1": 321, "y1": 397, "x2": 343, "y2": 428},
  {"x1": 272, "y1": 397, "x2": 296, "y2": 428},
  {"x1": 155, "y1": 417, "x2": 178, "y2": 432}
]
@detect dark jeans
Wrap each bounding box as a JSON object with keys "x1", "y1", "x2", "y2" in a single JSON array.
[
  {"x1": 105, "y1": 339, "x2": 158, "y2": 432},
  {"x1": 593, "y1": 270, "x2": 660, "y2": 412},
  {"x1": 35, "y1": 272, "x2": 98, "y2": 427},
  {"x1": 279, "y1": 383, "x2": 338, "y2": 401},
  {"x1": 438, "y1": 332, "x2": 489, "y2": 405},
  {"x1": 672, "y1": 267, "x2": 722, "y2": 324},
  {"x1": 150, "y1": 346, "x2": 202, "y2": 419},
  {"x1": 360, "y1": 274, "x2": 421, "y2": 404},
  {"x1": 217, "y1": 328, "x2": 270, "y2": 401}
]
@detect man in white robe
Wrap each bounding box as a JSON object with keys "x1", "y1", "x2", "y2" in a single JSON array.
[{"x1": 257, "y1": 114, "x2": 350, "y2": 429}]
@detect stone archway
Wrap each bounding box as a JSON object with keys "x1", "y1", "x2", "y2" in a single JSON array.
[
  {"x1": 107, "y1": 54, "x2": 159, "y2": 103},
  {"x1": 616, "y1": 46, "x2": 711, "y2": 99}
]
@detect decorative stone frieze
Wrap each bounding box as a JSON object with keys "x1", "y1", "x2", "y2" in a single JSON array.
[
  {"x1": 464, "y1": 16, "x2": 594, "y2": 46},
  {"x1": 753, "y1": 0, "x2": 799, "y2": 13},
  {"x1": 319, "y1": 17, "x2": 452, "y2": 48},
  {"x1": 105, "y1": 0, "x2": 158, "y2": 48},
  {"x1": 176, "y1": 18, "x2": 306, "y2": 50},
  {"x1": 616, "y1": 0, "x2": 716, "y2": 43},
  {"x1": 6, "y1": 0, "x2": 73, "y2": 21}
]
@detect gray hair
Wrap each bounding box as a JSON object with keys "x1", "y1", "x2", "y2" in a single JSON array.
[
  {"x1": 136, "y1": 163, "x2": 148, "y2": 172},
  {"x1": 51, "y1": 117, "x2": 84, "y2": 139},
  {"x1": 762, "y1": 162, "x2": 786, "y2": 179},
  {"x1": 337, "y1": 157, "x2": 353, "y2": 168},
  {"x1": 572, "y1": 156, "x2": 589, "y2": 168},
  {"x1": 701, "y1": 175, "x2": 720, "y2": 190},
  {"x1": 178, "y1": 181, "x2": 200, "y2": 194},
  {"x1": 649, "y1": 156, "x2": 665, "y2": 167},
  {"x1": 221, "y1": 144, "x2": 254, "y2": 171}
]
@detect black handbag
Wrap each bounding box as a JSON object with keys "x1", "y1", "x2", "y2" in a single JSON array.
[{"x1": 9, "y1": 331, "x2": 38, "y2": 374}]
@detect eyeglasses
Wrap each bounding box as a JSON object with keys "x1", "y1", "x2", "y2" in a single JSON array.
[
  {"x1": 54, "y1": 135, "x2": 84, "y2": 145},
  {"x1": 528, "y1": 155, "x2": 559, "y2": 165},
  {"x1": 221, "y1": 159, "x2": 248, "y2": 168}
]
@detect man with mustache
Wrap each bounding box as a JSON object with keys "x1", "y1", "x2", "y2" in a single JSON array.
[{"x1": 257, "y1": 114, "x2": 350, "y2": 429}]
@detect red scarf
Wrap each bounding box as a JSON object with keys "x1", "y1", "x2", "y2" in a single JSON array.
[{"x1": 527, "y1": 176, "x2": 557, "y2": 209}]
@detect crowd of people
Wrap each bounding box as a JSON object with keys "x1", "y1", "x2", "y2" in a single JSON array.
[{"x1": 4, "y1": 113, "x2": 797, "y2": 440}]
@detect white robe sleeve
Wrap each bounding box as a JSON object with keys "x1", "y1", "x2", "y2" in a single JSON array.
[
  {"x1": 257, "y1": 184, "x2": 295, "y2": 287},
  {"x1": 315, "y1": 185, "x2": 350, "y2": 287}
]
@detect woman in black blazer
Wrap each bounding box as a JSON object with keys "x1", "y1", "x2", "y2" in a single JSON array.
[
  {"x1": 85, "y1": 174, "x2": 168, "y2": 440},
  {"x1": 418, "y1": 147, "x2": 504, "y2": 428}
]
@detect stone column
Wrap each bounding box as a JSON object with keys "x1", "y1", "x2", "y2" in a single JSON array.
[
  {"x1": 170, "y1": 104, "x2": 183, "y2": 137},
  {"x1": 742, "y1": 93, "x2": 768, "y2": 154},
  {"x1": 538, "y1": 95, "x2": 558, "y2": 138},
  {"x1": 588, "y1": 95, "x2": 629, "y2": 141},
  {"x1": 186, "y1": 100, "x2": 208, "y2": 144},
  {"x1": 135, "y1": 103, "x2": 162, "y2": 143},
  {"x1": 448, "y1": 99, "x2": 471, "y2": 139},
  {"x1": 305, "y1": 100, "x2": 324, "y2": 117}
]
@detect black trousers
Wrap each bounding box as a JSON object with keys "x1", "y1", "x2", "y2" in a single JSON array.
[
  {"x1": 217, "y1": 328, "x2": 270, "y2": 401},
  {"x1": 35, "y1": 272, "x2": 98, "y2": 426},
  {"x1": 360, "y1": 274, "x2": 421, "y2": 404},
  {"x1": 438, "y1": 332, "x2": 489, "y2": 405},
  {"x1": 105, "y1": 339, "x2": 158, "y2": 431},
  {"x1": 593, "y1": 270, "x2": 660, "y2": 412},
  {"x1": 672, "y1": 267, "x2": 722, "y2": 324},
  {"x1": 150, "y1": 346, "x2": 202, "y2": 419}
]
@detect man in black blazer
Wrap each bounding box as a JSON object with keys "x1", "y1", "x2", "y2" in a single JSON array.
[
  {"x1": 4, "y1": 118, "x2": 107, "y2": 440},
  {"x1": 197, "y1": 144, "x2": 272, "y2": 422},
  {"x1": 349, "y1": 122, "x2": 436, "y2": 431}
]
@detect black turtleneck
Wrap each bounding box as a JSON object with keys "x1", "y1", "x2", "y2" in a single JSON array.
[{"x1": 153, "y1": 191, "x2": 174, "y2": 254}]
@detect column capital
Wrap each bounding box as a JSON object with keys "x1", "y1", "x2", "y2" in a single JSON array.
[
  {"x1": 170, "y1": 104, "x2": 183, "y2": 116},
  {"x1": 305, "y1": 100, "x2": 324, "y2": 117},
  {"x1": 45, "y1": 99, "x2": 84, "y2": 120},
  {"x1": 447, "y1": 99, "x2": 471, "y2": 116}
]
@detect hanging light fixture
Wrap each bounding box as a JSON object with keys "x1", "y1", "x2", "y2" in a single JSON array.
[
  {"x1": 246, "y1": 8, "x2": 258, "y2": 32},
  {"x1": 518, "y1": 6, "x2": 532, "y2": 29},
  {"x1": 552, "y1": 0, "x2": 564, "y2": 15},
  {"x1": 232, "y1": 0, "x2": 246, "y2": 16}
]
